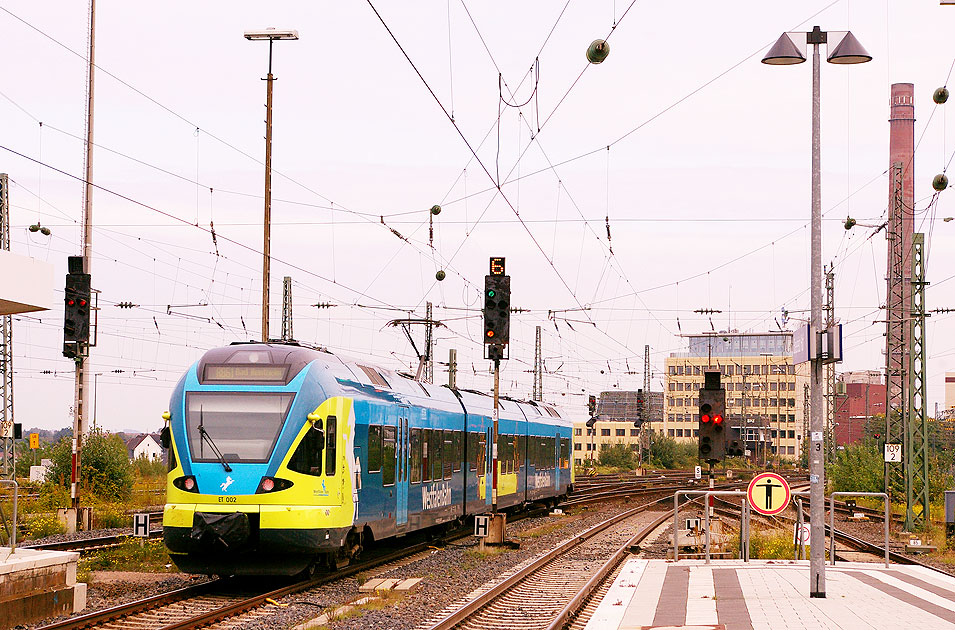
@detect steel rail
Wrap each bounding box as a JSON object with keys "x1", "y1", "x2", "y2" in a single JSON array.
[
  {"x1": 425, "y1": 498, "x2": 675, "y2": 630},
  {"x1": 544, "y1": 508, "x2": 674, "y2": 630}
]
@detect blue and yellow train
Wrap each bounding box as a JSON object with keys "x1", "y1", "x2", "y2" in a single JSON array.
[{"x1": 162, "y1": 342, "x2": 574, "y2": 575}]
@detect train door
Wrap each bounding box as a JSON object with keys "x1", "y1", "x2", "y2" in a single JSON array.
[
  {"x1": 397, "y1": 407, "x2": 410, "y2": 526},
  {"x1": 485, "y1": 426, "x2": 493, "y2": 508},
  {"x1": 554, "y1": 431, "x2": 560, "y2": 492}
]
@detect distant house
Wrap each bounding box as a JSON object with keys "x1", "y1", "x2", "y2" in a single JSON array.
[{"x1": 126, "y1": 433, "x2": 163, "y2": 462}]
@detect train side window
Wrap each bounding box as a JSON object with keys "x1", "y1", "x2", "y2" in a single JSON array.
[
  {"x1": 325, "y1": 416, "x2": 338, "y2": 476},
  {"x1": 431, "y1": 430, "x2": 442, "y2": 482},
  {"x1": 382, "y1": 426, "x2": 396, "y2": 486},
  {"x1": 502, "y1": 434, "x2": 512, "y2": 474},
  {"x1": 467, "y1": 432, "x2": 478, "y2": 471},
  {"x1": 560, "y1": 438, "x2": 570, "y2": 468},
  {"x1": 478, "y1": 433, "x2": 486, "y2": 475},
  {"x1": 443, "y1": 431, "x2": 453, "y2": 479},
  {"x1": 288, "y1": 420, "x2": 325, "y2": 477},
  {"x1": 517, "y1": 435, "x2": 524, "y2": 469},
  {"x1": 368, "y1": 425, "x2": 383, "y2": 473},
  {"x1": 422, "y1": 429, "x2": 431, "y2": 482},
  {"x1": 549, "y1": 437, "x2": 556, "y2": 470},
  {"x1": 411, "y1": 428, "x2": 422, "y2": 484},
  {"x1": 452, "y1": 431, "x2": 463, "y2": 473}
]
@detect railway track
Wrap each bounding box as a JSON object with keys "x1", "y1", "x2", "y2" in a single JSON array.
[{"x1": 420, "y1": 500, "x2": 675, "y2": 630}]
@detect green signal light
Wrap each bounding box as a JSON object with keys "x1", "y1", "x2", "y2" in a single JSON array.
[{"x1": 487, "y1": 289, "x2": 496, "y2": 298}]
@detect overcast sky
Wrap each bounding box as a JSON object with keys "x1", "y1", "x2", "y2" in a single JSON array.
[{"x1": 1, "y1": 1, "x2": 954, "y2": 433}]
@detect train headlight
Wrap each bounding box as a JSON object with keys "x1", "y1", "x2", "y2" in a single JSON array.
[
  {"x1": 256, "y1": 476, "x2": 293, "y2": 493},
  {"x1": 173, "y1": 475, "x2": 199, "y2": 493}
]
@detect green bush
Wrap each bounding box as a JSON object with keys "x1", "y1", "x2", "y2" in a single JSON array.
[
  {"x1": 648, "y1": 436, "x2": 698, "y2": 469},
  {"x1": 48, "y1": 428, "x2": 134, "y2": 500},
  {"x1": 598, "y1": 443, "x2": 638, "y2": 469},
  {"x1": 93, "y1": 503, "x2": 130, "y2": 529},
  {"x1": 24, "y1": 513, "x2": 66, "y2": 540},
  {"x1": 132, "y1": 455, "x2": 167, "y2": 479}
]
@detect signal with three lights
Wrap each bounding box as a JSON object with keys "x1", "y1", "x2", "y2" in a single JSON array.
[
  {"x1": 63, "y1": 256, "x2": 91, "y2": 359},
  {"x1": 483, "y1": 257, "x2": 510, "y2": 360},
  {"x1": 698, "y1": 370, "x2": 727, "y2": 463}
]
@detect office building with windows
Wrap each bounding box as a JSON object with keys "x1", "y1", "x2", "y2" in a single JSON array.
[{"x1": 662, "y1": 331, "x2": 809, "y2": 464}]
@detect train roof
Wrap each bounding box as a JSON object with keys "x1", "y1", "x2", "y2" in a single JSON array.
[{"x1": 196, "y1": 342, "x2": 571, "y2": 427}]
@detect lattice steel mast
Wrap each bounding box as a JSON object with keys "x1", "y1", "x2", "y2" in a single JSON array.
[
  {"x1": 532, "y1": 326, "x2": 542, "y2": 401},
  {"x1": 885, "y1": 163, "x2": 907, "y2": 505},
  {"x1": 906, "y1": 233, "x2": 929, "y2": 529},
  {"x1": 824, "y1": 267, "x2": 835, "y2": 462},
  {"x1": 281, "y1": 276, "x2": 293, "y2": 341},
  {"x1": 0, "y1": 174, "x2": 14, "y2": 479}
]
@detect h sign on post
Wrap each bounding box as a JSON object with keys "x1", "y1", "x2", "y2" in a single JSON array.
[
  {"x1": 133, "y1": 513, "x2": 150, "y2": 538},
  {"x1": 474, "y1": 515, "x2": 490, "y2": 538}
]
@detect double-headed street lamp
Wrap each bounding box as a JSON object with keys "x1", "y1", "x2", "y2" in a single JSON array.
[
  {"x1": 762, "y1": 24, "x2": 870, "y2": 600},
  {"x1": 244, "y1": 28, "x2": 299, "y2": 342}
]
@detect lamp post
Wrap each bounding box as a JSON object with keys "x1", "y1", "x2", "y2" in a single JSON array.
[
  {"x1": 762, "y1": 25, "x2": 871, "y2": 599},
  {"x1": 244, "y1": 28, "x2": 299, "y2": 342}
]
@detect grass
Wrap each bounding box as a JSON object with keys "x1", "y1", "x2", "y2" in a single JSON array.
[
  {"x1": 296, "y1": 590, "x2": 405, "y2": 630},
  {"x1": 79, "y1": 538, "x2": 177, "y2": 575},
  {"x1": 463, "y1": 545, "x2": 510, "y2": 562},
  {"x1": 515, "y1": 521, "x2": 565, "y2": 539}
]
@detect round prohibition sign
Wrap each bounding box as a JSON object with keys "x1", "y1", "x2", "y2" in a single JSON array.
[{"x1": 747, "y1": 472, "x2": 791, "y2": 516}]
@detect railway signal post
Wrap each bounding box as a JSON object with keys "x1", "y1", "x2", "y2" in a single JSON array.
[
  {"x1": 698, "y1": 371, "x2": 726, "y2": 504},
  {"x1": 484, "y1": 257, "x2": 509, "y2": 543}
]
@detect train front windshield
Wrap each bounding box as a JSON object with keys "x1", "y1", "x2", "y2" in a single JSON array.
[{"x1": 185, "y1": 392, "x2": 294, "y2": 463}]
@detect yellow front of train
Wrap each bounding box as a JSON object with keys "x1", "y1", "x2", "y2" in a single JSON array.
[{"x1": 162, "y1": 345, "x2": 360, "y2": 575}]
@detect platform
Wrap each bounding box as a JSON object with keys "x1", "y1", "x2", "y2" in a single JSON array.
[
  {"x1": 0, "y1": 547, "x2": 87, "y2": 626},
  {"x1": 586, "y1": 559, "x2": 955, "y2": 629}
]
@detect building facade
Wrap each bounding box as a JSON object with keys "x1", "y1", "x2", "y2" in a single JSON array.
[
  {"x1": 833, "y1": 371, "x2": 885, "y2": 446},
  {"x1": 571, "y1": 390, "x2": 662, "y2": 467},
  {"x1": 663, "y1": 332, "x2": 809, "y2": 464}
]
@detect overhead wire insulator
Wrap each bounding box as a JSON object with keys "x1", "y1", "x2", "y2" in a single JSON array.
[{"x1": 586, "y1": 39, "x2": 610, "y2": 64}]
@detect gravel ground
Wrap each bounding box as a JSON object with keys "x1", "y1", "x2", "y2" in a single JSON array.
[
  {"x1": 18, "y1": 503, "x2": 642, "y2": 630},
  {"x1": 222, "y1": 503, "x2": 645, "y2": 630}
]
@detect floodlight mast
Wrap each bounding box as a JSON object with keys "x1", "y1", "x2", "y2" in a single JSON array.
[
  {"x1": 762, "y1": 25, "x2": 870, "y2": 600},
  {"x1": 244, "y1": 28, "x2": 299, "y2": 342}
]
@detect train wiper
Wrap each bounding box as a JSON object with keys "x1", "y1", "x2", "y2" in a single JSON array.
[{"x1": 199, "y1": 407, "x2": 232, "y2": 472}]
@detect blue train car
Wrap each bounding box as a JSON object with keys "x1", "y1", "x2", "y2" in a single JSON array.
[{"x1": 162, "y1": 342, "x2": 573, "y2": 575}]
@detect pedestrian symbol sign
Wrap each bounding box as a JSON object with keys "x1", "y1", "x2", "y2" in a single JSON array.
[{"x1": 747, "y1": 472, "x2": 791, "y2": 516}]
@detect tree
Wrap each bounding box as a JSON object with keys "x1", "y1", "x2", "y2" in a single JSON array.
[
  {"x1": 648, "y1": 436, "x2": 697, "y2": 469},
  {"x1": 48, "y1": 428, "x2": 134, "y2": 500},
  {"x1": 598, "y1": 443, "x2": 637, "y2": 469}
]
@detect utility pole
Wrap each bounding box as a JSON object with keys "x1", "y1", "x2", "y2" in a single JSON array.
[
  {"x1": 67, "y1": 0, "x2": 98, "y2": 532},
  {"x1": 532, "y1": 326, "x2": 542, "y2": 401},
  {"x1": 824, "y1": 267, "x2": 835, "y2": 462},
  {"x1": 643, "y1": 344, "x2": 651, "y2": 462},
  {"x1": 0, "y1": 174, "x2": 14, "y2": 479},
  {"x1": 281, "y1": 276, "x2": 293, "y2": 342},
  {"x1": 244, "y1": 28, "x2": 299, "y2": 342},
  {"x1": 803, "y1": 382, "x2": 810, "y2": 465},
  {"x1": 424, "y1": 302, "x2": 433, "y2": 384}
]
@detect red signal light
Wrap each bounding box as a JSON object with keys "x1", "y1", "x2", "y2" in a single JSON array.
[
  {"x1": 701, "y1": 414, "x2": 711, "y2": 423},
  {"x1": 486, "y1": 330, "x2": 495, "y2": 338},
  {"x1": 79, "y1": 299, "x2": 87, "y2": 307},
  {"x1": 67, "y1": 299, "x2": 75, "y2": 306},
  {"x1": 713, "y1": 414, "x2": 724, "y2": 425}
]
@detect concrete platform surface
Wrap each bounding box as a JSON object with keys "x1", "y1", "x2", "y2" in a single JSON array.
[{"x1": 586, "y1": 559, "x2": 955, "y2": 629}]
